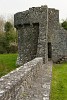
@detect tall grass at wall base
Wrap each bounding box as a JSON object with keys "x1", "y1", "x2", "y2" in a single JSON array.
[
  {"x1": 50, "y1": 62, "x2": 67, "y2": 100},
  {"x1": 0, "y1": 54, "x2": 17, "y2": 77}
]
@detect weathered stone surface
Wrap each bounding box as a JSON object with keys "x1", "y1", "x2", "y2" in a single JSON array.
[
  {"x1": 0, "y1": 58, "x2": 52, "y2": 100},
  {"x1": 51, "y1": 27, "x2": 67, "y2": 62},
  {"x1": 14, "y1": 5, "x2": 67, "y2": 65},
  {"x1": 14, "y1": 5, "x2": 48, "y2": 65}
]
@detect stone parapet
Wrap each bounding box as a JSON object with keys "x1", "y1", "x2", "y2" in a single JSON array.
[{"x1": 0, "y1": 57, "x2": 43, "y2": 100}]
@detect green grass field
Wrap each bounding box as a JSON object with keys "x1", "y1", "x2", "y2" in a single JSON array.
[
  {"x1": 0, "y1": 54, "x2": 17, "y2": 77},
  {"x1": 50, "y1": 63, "x2": 67, "y2": 100}
]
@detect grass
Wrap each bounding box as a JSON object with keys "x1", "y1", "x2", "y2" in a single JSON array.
[
  {"x1": 0, "y1": 54, "x2": 17, "y2": 77},
  {"x1": 50, "y1": 62, "x2": 67, "y2": 100}
]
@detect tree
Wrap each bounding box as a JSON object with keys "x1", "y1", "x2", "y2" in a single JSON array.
[
  {"x1": 0, "y1": 16, "x2": 5, "y2": 34},
  {"x1": 61, "y1": 19, "x2": 67, "y2": 30},
  {"x1": 4, "y1": 21, "x2": 13, "y2": 32},
  {"x1": 0, "y1": 34, "x2": 6, "y2": 53},
  {"x1": 0, "y1": 16, "x2": 17, "y2": 54},
  {"x1": 4, "y1": 21, "x2": 17, "y2": 53}
]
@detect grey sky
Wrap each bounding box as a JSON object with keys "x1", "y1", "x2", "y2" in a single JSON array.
[{"x1": 0, "y1": 0, "x2": 67, "y2": 21}]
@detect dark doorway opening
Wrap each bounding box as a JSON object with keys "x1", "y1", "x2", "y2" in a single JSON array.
[{"x1": 48, "y1": 42, "x2": 52, "y2": 59}]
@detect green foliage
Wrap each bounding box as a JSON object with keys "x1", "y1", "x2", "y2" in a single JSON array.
[
  {"x1": 0, "y1": 34, "x2": 6, "y2": 53},
  {"x1": 0, "y1": 19, "x2": 18, "y2": 53},
  {"x1": 4, "y1": 21, "x2": 13, "y2": 32},
  {"x1": 0, "y1": 54, "x2": 17, "y2": 77},
  {"x1": 61, "y1": 20, "x2": 67, "y2": 30},
  {"x1": 50, "y1": 63, "x2": 67, "y2": 100}
]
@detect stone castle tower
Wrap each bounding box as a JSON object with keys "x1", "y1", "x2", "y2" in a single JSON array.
[{"x1": 14, "y1": 5, "x2": 67, "y2": 65}]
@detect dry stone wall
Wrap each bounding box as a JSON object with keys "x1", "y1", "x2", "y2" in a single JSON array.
[{"x1": 0, "y1": 58, "x2": 43, "y2": 100}]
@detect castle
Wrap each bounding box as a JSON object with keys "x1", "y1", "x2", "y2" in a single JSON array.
[
  {"x1": 0, "y1": 5, "x2": 67, "y2": 100},
  {"x1": 14, "y1": 5, "x2": 67, "y2": 65}
]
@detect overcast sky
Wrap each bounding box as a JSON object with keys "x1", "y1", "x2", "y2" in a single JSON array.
[{"x1": 0, "y1": 0, "x2": 67, "y2": 21}]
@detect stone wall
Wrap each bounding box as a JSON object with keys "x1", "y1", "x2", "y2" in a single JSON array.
[
  {"x1": 48, "y1": 8, "x2": 59, "y2": 42},
  {"x1": 0, "y1": 58, "x2": 43, "y2": 100},
  {"x1": 14, "y1": 5, "x2": 67, "y2": 64},
  {"x1": 14, "y1": 5, "x2": 48, "y2": 65},
  {"x1": 51, "y1": 27, "x2": 67, "y2": 62}
]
